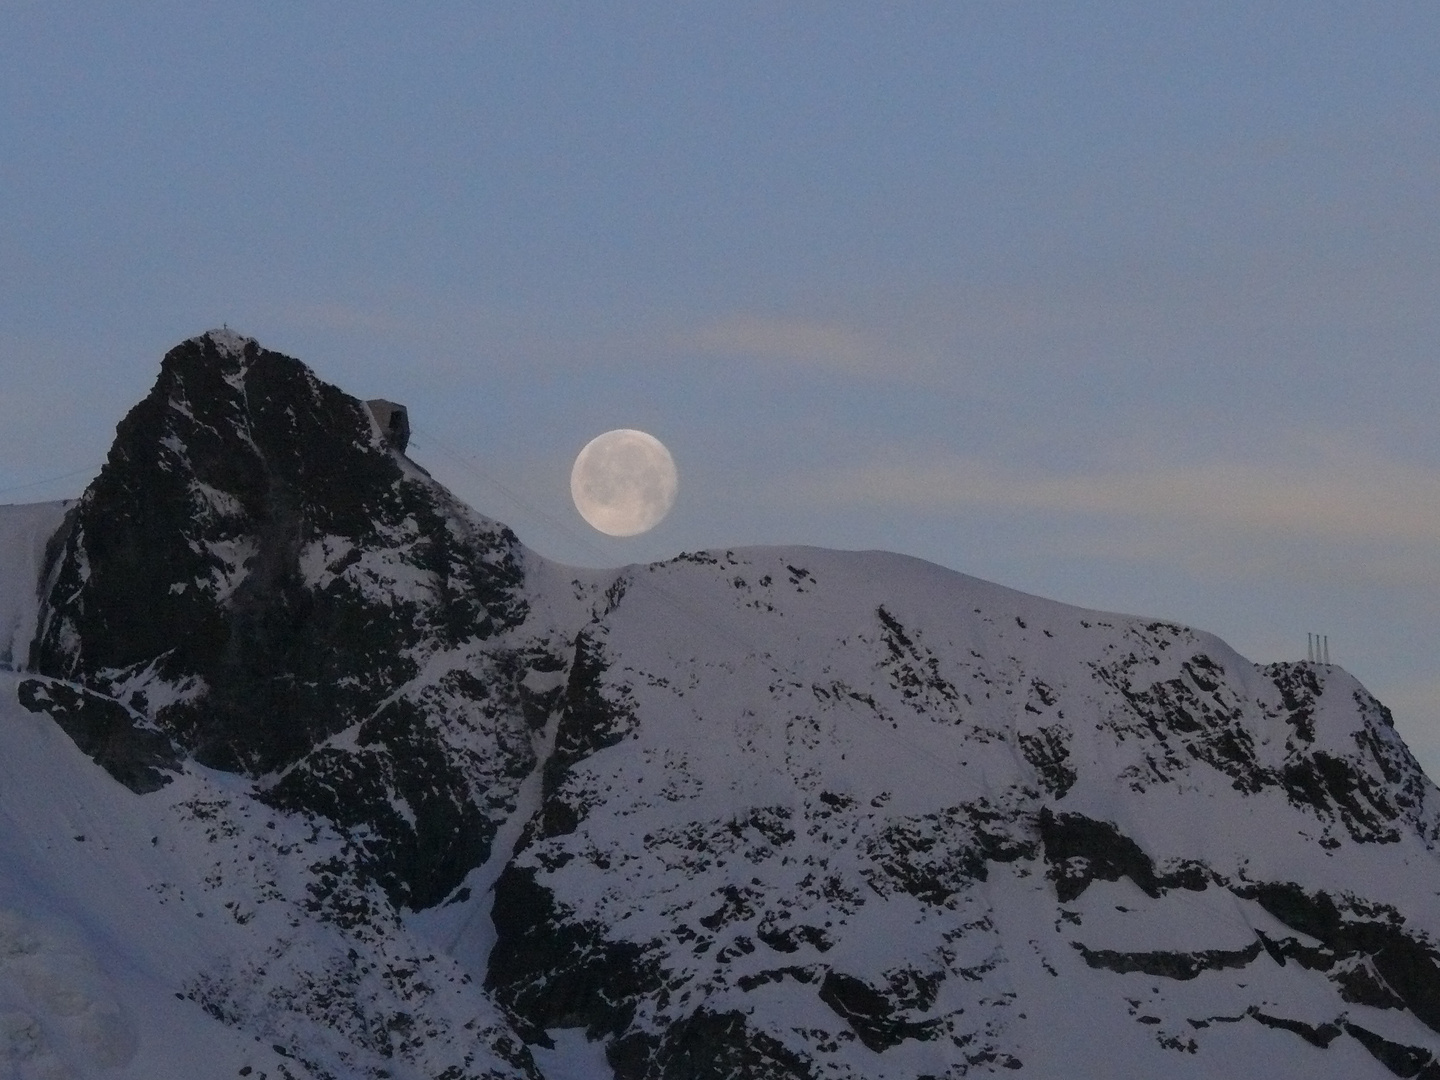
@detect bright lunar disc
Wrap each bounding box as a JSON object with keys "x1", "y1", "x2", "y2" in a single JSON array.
[{"x1": 570, "y1": 429, "x2": 678, "y2": 536}]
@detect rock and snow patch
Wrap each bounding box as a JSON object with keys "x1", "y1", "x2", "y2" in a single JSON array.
[
  {"x1": 202, "y1": 327, "x2": 255, "y2": 364},
  {"x1": 5, "y1": 334, "x2": 1440, "y2": 1079}
]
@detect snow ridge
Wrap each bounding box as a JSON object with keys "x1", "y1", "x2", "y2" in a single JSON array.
[{"x1": 1, "y1": 332, "x2": 1437, "y2": 1079}]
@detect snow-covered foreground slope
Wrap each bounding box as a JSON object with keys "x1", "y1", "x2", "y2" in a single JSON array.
[
  {"x1": 0, "y1": 667, "x2": 544, "y2": 1080},
  {"x1": 3, "y1": 332, "x2": 1439, "y2": 1079},
  {"x1": 0, "y1": 667, "x2": 299, "y2": 1080}
]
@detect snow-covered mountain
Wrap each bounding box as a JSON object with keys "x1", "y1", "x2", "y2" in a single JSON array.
[{"x1": 2, "y1": 330, "x2": 1438, "y2": 1079}]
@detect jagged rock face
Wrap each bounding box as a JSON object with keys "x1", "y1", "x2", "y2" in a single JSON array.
[
  {"x1": 31, "y1": 330, "x2": 556, "y2": 909},
  {"x1": 10, "y1": 333, "x2": 1440, "y2": 1078},
  {"x1": 490, "y1": 549, "x2": 1440, "y2": 1079}
]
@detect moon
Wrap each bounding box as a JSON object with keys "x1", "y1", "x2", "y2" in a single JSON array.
[{"x1": 570, "y1": 429, "x2": 678, "y2": 536}]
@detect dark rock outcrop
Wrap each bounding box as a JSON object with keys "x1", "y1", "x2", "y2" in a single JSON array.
[
  {"x1": 817, "y1": 970, "x2": 943, "y2": 1051},
  {"x1": 531, "y1": 629, "x2": 636, "y2": 842},
  {"x1": 1074, "y1": 941, "x2": 1263, "y2": 981},
  {"x1": 28, "y1": 330, "x2": 545, "y2": 909},
  {"x1": 609, "y1": 1010, "x2": 818, "y2": 1080},
  {"x1": 1344, "y1": 1022, "x2": 1440, "y2": 1079},
  {"x1": 1038, "y1": 807, "x2": 1209, "y2": 901},
  {"x1": 486, "y1": 864, "x2": 663, "y2": 1042},
  {"x1": 17, "y1": 677, "x2": 180, "y2": 793},
  {"x1": 1239, "y1": 881, "x2": 1440, "y2": 1035}
]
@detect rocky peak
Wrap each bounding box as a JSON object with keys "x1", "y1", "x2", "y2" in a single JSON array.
[
  {"x1": 8, "y1": 333, "x2": 1440, "y2": 1078},
  {"x1": 28, "y1": 330, "x2": 551, "y2": 909}
]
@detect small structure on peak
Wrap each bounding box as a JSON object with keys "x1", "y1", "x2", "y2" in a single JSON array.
[{"x1": 366, "y1": 399, "x2": 411, "y2": 453}]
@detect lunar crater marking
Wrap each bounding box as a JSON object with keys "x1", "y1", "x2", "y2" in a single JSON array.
[{"x1": 571, "y1": 429, "x2": 678, "y2": 536}]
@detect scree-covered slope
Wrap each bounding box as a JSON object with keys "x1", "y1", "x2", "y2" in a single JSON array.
[{"x1": 2, "y1": 331, "x2": 1438, "y2": 1080}]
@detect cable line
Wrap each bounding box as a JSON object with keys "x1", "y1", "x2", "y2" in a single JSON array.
[
  {"x1": 411, "y1": 429, "x2": 1013, "y2": 816},
  {"x1": 410, "y1": 429, "x2": 603, "y2": 565},
  {"x1": 408, "y1": 428, "x2": 758, "y2": 657},
  {"x1": 410, "y1": 429, "x2": 1014, "y2": 783},
  {"x1": 0, "y1": 463, "x2": 101, "y2": 500}
]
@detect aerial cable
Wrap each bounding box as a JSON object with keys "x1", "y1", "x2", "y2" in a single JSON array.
[
  {"x1": 410, "y1": 428, "x2": 1009, "y2": 800},
  {"x1": 411, "y1": 426, "x2": 980, "y2": 782},
  {"x1": 406, "y1": 428, "x2": 1010, "y2": 753},
  {"x1": 408, "y1": 428, "x2": 1031, "y2": 777},
  {"x1": 408, "y1": 427, "x2": 758, "y2": 657},
  {"x1": 0, "y1": 463, "x2": 101, "y2": 500},
  {"x1": 409, "y1": 428, "x2": 598, "y2": 564}
]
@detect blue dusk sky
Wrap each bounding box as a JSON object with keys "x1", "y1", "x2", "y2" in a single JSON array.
[{"x1": 4, "y1": 4, "x2": 1440, "y2": 775}]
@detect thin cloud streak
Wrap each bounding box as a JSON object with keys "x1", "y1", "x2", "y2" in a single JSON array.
[{"x1": 792, "y1": 454, "x2": 1440, "y2": 546}]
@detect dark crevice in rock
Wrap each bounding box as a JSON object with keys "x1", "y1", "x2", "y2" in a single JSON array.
[
  {"x1": 1073, "y1": 941, "x2": 1262, "y2": 981},
  {"x1": 608, "y1": 1010, "x2": 817, "y2": 1080},
  {"x1": 532, "y1": 630, "x2": 634, "y2": 841},
  {"x1": 1247, "y1": 1008, "x2": 1343, "y2": 1048},
  {"x1": 817, "y1": 970, "x2": 943, "y2": 1051},
  {"x1": 1237, "y1": 881, "x2": 1440, "y2": 1035},
  {"x1": 486, "y1": 864, "x2": 661, "y2": 1043}
]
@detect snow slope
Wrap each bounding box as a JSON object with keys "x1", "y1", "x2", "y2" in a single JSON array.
[
  {"x1": 0, "y1": 669, "x2": 302, "y2": 1080},
  {"x1": 488, "y1": 546, "x2": 1440, "y2": 1078},
  {"x1": 3, "y1": 332, "x2": 1439, "y2": 1079}
]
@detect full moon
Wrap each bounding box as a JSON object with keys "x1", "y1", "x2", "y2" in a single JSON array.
[{"x1": 570, "y1": 429, "x2": 678, "y2": 536}]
